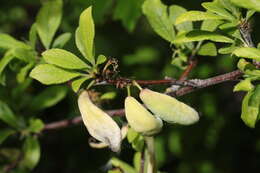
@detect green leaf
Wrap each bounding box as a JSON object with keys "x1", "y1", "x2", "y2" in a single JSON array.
[
  {"x1": 218, "y1": 45, "x2": 237, "y2": 54},
  {"x1": 71, "y1": 76, "x2": 91, "y2": 92},
  {"x1": 198, "y1": 42, "x2": 217, "y2": 56},
  {"x1": 233, "y1": 47, "x2": 260, "y2": 61},
  {"x1": 52, "y1": 33, "x2": 71, "y2": 48},
  {"x1": 96, "y1": 55, "x2": 107, "y2": 65},
  {"x1": 142, "y1": 0, "x2": 175, "y2": 42},
  {"x1": 20, "y1": 136, "x2": 41, "y2": 170},
  {"x1": 219, "y1": 0, "x2": 240, "y2": 18},
  {"x1": 127, "y1": 128, "x2": 139, "y2": 143},
  {"x1": 36, "y1": 0, "x2": 63, "y2": 49},
  {"x1": 113, "y1": 0, "x2": 143, "y2": 32},
  {"x1": 241, "y1": 85, "x2": 260, "y2": 128},
  {"x1": 233, "y1": 79, "x2": 254, "y2": 92},
  {"x1": 246, "y1": 10, "x2": 256, "y2": 20},
  {"x1": 0, "y1": 33, "x2": 29, "y2": 50},
  {"x1": 110, "y1": 158, "x2": 137, "y2": 173},
  {"x1": 202, "y1": 2, "x2": 236, "y2": 21},
  {"x1": 174, "y1": 30, "x2": 234, "y2": 43},
  {"x1": 75, "y1": 28, "x2": 85, "y2": 58},
  {"x1": 169, "y1": 5, "x2": 193, "y2": 32},
  {"x1": 175, "y1": 11, "x2": 224, "y2": 25},
  {"x1": 0, "y1": 51, "x2": 15, "y2": 76},
  {"x1": 0, "y1": 100, "x2": 21, "y2": 129},
  {"x1": 132, "y1": 135, "x2": 144, "y2": 152},
  {"x1": 28, "y1": 85, "x2": 68, "y2": 111},
  {"x1": 42, "y1": 48, "x2": 89, "y2": 69},
  {"x1": 100, "y1": 92, "x2": 117, "y2": 100},
  {"x1": 17, "y1": 62, "x2": 35, "y2": 83},
  {"x1": 29, "y1": 23, "x2": 37, "y2": 49},
  {"x1": 237, "y1": 58, "x2": 251, "y2": 71},
  {"x1": 13, "y1": 48, "x2": 36, "y2": 62},
  {"x1": 27, "y1": 119, "x2": 44, "y2": 133},
  {"x1": 78, "y1": 6, "x2": 95, "y2": 64},
  {"x1": 30, "y1": 64, "x2": 81, "y2": 85},
  {"x1": 230, "y1": 0, "x2": 260, "y2": 12},
  {"x1": 201, "y1": 20, "x2": 224, "y2": 31},
  {"x1": 0, "y1": 129, "x2": 15, "y2": 145},
  {"x1": 237, "y1": 59, "x2": 260, "y2": 77}
]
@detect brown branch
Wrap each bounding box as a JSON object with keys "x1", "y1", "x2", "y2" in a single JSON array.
[
  {"x1": 179, "y1": 59, "x2": 198, "y2": 81},
  {"x1": 43, "y1": 69, "x2": 243, "y2": 131},
  {"x1": 172, "y1": 69, "x2": 243, "y2": 97}
]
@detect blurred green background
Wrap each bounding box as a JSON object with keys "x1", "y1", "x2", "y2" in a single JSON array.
[{"x1": 1, "y1": 0, "x2": 260, "y2": 173}]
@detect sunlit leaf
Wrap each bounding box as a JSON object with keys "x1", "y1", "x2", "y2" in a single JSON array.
[
  {"x1": 169, "y1": 5, "x2": 193, "y2": 32},
  {"x1": 174, "y1": 30, "x2": 234, "y2": 43},
  {"x1": 42, "y1": 48, "x2": 90, "y2": 69},
  {"x1": 0, "y1": 33, "x2": 29, "y2": 50},
  {"x1": 233, "y1": 79, "x2": 254, "y2": 92},
  {"x1": 202, "y1": 2, "x2": 236, "y2": 20},
  {"x1": 30, "y1": 64, "x2": 81, "y2": 84},
  {"x1": 233, "y1": 47, "x2": 260, "y2": 61},
  {"x1": 96, "y1": 55, "x2": 107, "y2": 65},
  {"x1": 36, "y1": 0, "x2": 63, "y2": 49},
  {"x1": 142, "y1": 0, "x2": 175, "y2": 42},
  {"x1": 52, "y1": 33, "x2": 71, "y2": 48},
  {"x1": 77, "y1": 7, "x2": 95, "y2": 64},
  {"x1": 175, "y1": 11, "x2": 224, "y2": 25},
  {"x1": 230, "y1": 0, "x2": 260, "y2": 12},
  {"x1": 71, "y1": 76, "x2": 91, "y2": 92},
  {"x1": 198, "y1": 42, "x2": 217, "y2": 56},
  {"x1": 29, "y1": 23, "x2": 37, "y2": 49}
]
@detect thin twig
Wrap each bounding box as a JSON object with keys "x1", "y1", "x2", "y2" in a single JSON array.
[
  {"x1": 171, "y1": 69, "x2": 243, "y2": 97},
  {"x1": 179, "y1": 59, "x2": 198, "y2": 81}
]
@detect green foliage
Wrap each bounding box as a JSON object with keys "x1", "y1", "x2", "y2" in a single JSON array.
[
  {"x1": 78, "y1": 7, "x2": 95, "y2": 64},
  {"x1": 233, "y1": 47, "x2": 260, "y2": 61},
  {"x1": 142, "y1": 0, "x2": 175, "y2": 42},
  {"x1": 114, "y1": 0, "x2": 144, "y2": 32},
  {"x1": 19, "y1": 136, "x2": 41, "y2": 170},
  {"x1": 241, "y1": 85, "x2": 260, "y2": 128},
  {"x1": 52, "y1": 33, "x2": 72, "y2": 48},
  {"x1": 231, "y1": 0, "x2": 260, "y2": 12},
  {"x1": 198, "y1": 42, "x2": 217, "y2": 56},
  {"x1": 174, "y1": 30, "x2": 234, "y2": 43},
  {"x1": 175, "y1": 11, "x2": 224, "y2": 25},
  {"x1": 36, "y1": 0, "x2": 63, "y2": 49},
  {"x1": 0, "y1": 0, "x2": 260, "y2": 172},
  {"x1": 30, "y1": 64, "x2": 81, "y2": 84},
  {"x1": 42, "y1": 49, "x2": 90, "y2": 69}
]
